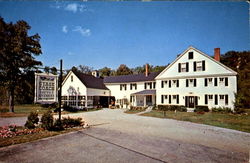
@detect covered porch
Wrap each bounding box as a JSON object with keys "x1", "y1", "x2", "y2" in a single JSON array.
[{"x1": 130, "y1": 90, "x2": 156, "y2": 107}]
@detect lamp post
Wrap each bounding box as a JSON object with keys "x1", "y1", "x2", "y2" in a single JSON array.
[{"x1": 58, "y1": 59, "x2": 63, "y2": 122}]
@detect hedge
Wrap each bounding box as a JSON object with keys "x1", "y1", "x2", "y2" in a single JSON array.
[{"x1": 157, "y1": 105, "x2": 187, "y2": 112}]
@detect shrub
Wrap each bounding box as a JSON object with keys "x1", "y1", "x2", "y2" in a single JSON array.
[
  {"x1": 194, "y1": 106, "x2": 209, "y2": 112},
  {"x1": 177, "y1": 106, "x2": 187, "y2": 112},
  {"x1": 61, "y1": 116, "x2": 84, "y2": 128},
  {"x1": 212, "y1": 107, "x2": 232, "y2": 113},
  {"x1": 157, "y1": 105, "x2": 187, "y2": 112},
  {"x1": 130, "y1": 106, "x2": 147, "y2": 111},
  {"x1": 25, "y1": 112, "x2": 39, "y2": 129},
  {"x1": 62, "y1": 105, "x2": 78, "y2": 112},
  {"x1": 234, "y1": 108, "x2": 246, "y2": 114},
  {"x1": 41, "y1": 111, "x2": 54, "y2": 130},
  {"x1": 53, "y1": 119, "x2": 64, "y2": 131}
]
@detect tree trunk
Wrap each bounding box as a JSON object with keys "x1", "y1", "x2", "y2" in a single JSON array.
[{"x1": 9, "y1": 88, "x2": 14, "y2": 112}]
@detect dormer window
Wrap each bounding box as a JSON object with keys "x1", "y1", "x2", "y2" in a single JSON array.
[
  {"x1": 71, "y1": 76, "x2": 73, "y2": 82},
  {"x1": 188, "y1": 52, "x2": 193, "y2": 59}
]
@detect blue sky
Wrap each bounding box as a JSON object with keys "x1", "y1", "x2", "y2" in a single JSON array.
[{"x1": 0, "y1": 1, "x2": 249, "y2": 70}]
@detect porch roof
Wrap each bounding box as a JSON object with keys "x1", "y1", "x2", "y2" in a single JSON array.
[{"x1": 131, "y1": 89, "x2": 156, "y2": 95}]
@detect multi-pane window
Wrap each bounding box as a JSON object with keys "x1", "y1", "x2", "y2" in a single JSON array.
[
  {"x1": 178, "y1": 62, "x2": 189, "y2": 72},
  {"x1": 120, "y1": 84, "x2": 127, "y2": 91},
  {"x1": 196, "y1": 61, "x2": 202, "y2": 71},
  {"x1": 186, "y1": 78, "x2": 196, "y2": 87},
  {"x1": 194, "y1": 60, "x2": 205, "y2": 72},
  {"x1": 130, "y1": 83, "x2": 137, "y2": 90},
  {"x1": 219, "y1": 95, "x2": 224, "y2": 100},
  {"x1": 181, "y1": 63, "x2": 187, "y2": 72},
  {"x1": 145, "y1": 82, "x2": 154, "y2": 89},
  {"x1": 208, "y1": 95, "x2": 213, "y2": 100}
]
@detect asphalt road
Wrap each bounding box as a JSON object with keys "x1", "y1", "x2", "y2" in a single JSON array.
[{"x1": 0, "y1": 108, "x2": 250, "y2": 163}]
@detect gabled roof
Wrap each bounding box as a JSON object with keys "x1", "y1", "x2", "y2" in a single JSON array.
[
  {"x1": 156, "y1": 46, "x2": 237, "y2": 79},
  {"x1": 63, "y1": 70, "x2": 109, "y2": 90},
  {"x1": 103, "y1": 72, "x2": 161, "y2": 84}
]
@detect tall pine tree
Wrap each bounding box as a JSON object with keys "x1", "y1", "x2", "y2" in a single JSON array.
[{"x1": 0, "y1": 17, "x2": 42, "y2": 112}]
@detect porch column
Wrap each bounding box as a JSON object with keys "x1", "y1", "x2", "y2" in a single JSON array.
[
  {"x1": 134, "y1": 95, "x2": 136, "y2": 106},
  {"x1": 144, "y1": 95, "x2": 146, "y2": 107}
]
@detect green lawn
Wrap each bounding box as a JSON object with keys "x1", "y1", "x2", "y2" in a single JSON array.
[
  {"x1": 0, "y1": 104, "x2": 102, "y2": 117},
  {"x1": 0, "y1": 104, "x2": 54, "y2": 117},
  {"x1": 124, "y1": 110, "x2": 143, "y2": 114},
  {"x1": 142, "y1": 110, "x2": 250, "y2": 133}
]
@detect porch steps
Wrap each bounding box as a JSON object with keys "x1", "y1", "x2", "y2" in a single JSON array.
[
  {"x1": 136, "y1": 106, "x2": 153, "y2": 115},
  {"x1": 187, "y1": 108, "x2": 195, "y2": 112}
]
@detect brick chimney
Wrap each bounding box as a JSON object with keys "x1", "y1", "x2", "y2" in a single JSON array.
[
  {"x1": 214, "y1": 48, "x2": 220, "y2": 62},
  {"x1": 145, "y1": 64, "x2": 149, "y2": 77}
]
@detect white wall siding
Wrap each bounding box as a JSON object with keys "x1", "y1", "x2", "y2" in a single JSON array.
[
  {"x1": 87, "y1": 88, "x2": 110, "y2": 96},
  {"x1": 62, "y1": 72, "x2": 87, "y2": 96}
]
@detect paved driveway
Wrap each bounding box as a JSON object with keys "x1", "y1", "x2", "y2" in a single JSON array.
[{"x1": 0, "y1": 108, "x2": 250, "y2": 162}]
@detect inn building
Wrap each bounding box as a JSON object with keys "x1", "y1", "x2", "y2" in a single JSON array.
[{"x1": 61, "y1": 46, "x2": 237, "y2": 110}]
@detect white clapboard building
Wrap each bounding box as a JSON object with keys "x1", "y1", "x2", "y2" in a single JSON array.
[
  {"x1": 61, "y1": 70, "x2": 111, "y2": 109},
  {"x1": 155, "y1": 46, "x2": 237, "y2": 110},
  {"x1": 61, "y1": 46, "x2": 237, "y2": 110}
]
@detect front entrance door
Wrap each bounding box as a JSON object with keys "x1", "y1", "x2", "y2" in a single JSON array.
[
  {"x1": 146, "y1": 95, "x2": 152, "y2": 106},
  {"x1": 185, "y1": 96, "x2": 197, "y2": 108}
]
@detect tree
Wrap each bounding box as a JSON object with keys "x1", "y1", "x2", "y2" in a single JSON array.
[
  {"x1": 44, "y1": 66, "x2": 50, "y2": 73},
  {"x1": 116, "y1": 64, "x2": 133, "y2": 76},
  {"x1": 221, "y1": 50, "x2": 250, "y2": 108},
  {"x1": 78, "y1": 65, "x2": 93, "y2": 74},
  {"x1": 99, "y1": 67, "x2": 111, "y2": 77},
  {"x1": 0, "y1": 17, "x2": 42, "y2": 112},
  {"x1": 50, "y1": 66, "x2": 57, "y2": 75}
]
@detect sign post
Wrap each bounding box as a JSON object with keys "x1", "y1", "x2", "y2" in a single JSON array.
[{"x1": 58, "y1": 59, "x2": 63, "y2": 122}]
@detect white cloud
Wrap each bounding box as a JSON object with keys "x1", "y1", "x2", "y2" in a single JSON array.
[
  {"x1": 65, "y1": 3, "x2": 78, "y2": 13},
  {"x1": 51, "y1": 2, "x2": 92, "y2": 13},
  {"x1": 62, "y1": 25, "x2": 68, "y2": 33},
  {"x1": 73, "y1": 26, "x2": 91, "y2": 37}
]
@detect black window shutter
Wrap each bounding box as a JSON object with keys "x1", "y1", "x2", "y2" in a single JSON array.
[
  {"x1": 161, "y1": 81, "x2": 164, "y2": 88},
  {"x1": 178, "y1": 63, "x2": 181, "y2": 73},
  {"x1": 215, "y1": 95, "x2": 218, "y2": 105},
  {"x1": 202, "y1": 60, "x2": 205, "y2": 71},
  {"x1": 186, "y1": 62, "x2": 189, "y2": 72},
  {"x1": 144, "y1": 83, "x2": 147, "y2": 89},
  {"x1": 185, "y1": 96, "x2": 188, "y2": 107},
  {"x1": 195, "y1": 96, "x2": 198, "y2": 106},
  {"x1": 205, "y1": 94, "x2": 208, "y2": 104},
  {"x1": 169, "y1": 80, "x2": 171, "y2": 88},
  {"x1": 161, "y1": 95, "x2": 164, "y2": 104},
  {"x1": 225, "y1": 95, "x2": 228, "y2": 105},
  {"x1": 194, "y1": 79, "x2": 197, "y2": 87},
  {"x1": 135, "y1": 84, "x2": 137, "y2": 90},
  {"x1": 186, "y1": 79, "x2": 189, "y2": 87},
  {"x1": 177, "y1": 80, "x2": 179, "y2": 87},
  {"x1": 214, "y1": 78, "x2": 218, "y2": 86},
  {"x1": 169, "y1": 95, "x2": 171, "y2": 104},
  {"x1": 225, "y1": 77, "x2": 228, "y2": 86},
  {"x1": 125, "y1": 84, "x2": 127, "y2": 90},
  {"x1": 120, "y1": 85, "x2": 122, "y2": 90},
  {"x1": 130, "y1": 84, "x2": 132, "y2": 90},
  {"x1": 177, "y1": 95, "x2": 179, "y2": 104},
  {"x1": 205, "y1": 78, "x2": 208, "y2": 87},
  {"x1": 193, "y1": 62, "x2": 196, "y2": 71}
]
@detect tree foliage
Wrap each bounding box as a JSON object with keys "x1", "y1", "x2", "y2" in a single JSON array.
[
  {"x1": 221, "y1": 51, "x2": 250, "y2": 108},
  {"x1": 0, "y1": 17, "x2": 42, "y2": 112},
  {"x1": 116, "y1": 64, "x2": 133, "y2": 76},
  {"x1": 99, "y1": 67, "x2": 111, "y2": 77}
]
